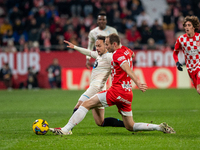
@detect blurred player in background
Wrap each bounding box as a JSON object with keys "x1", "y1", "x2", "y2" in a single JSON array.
[
  {"x1": 50, "y1": 33, "x2": 175, "y2": 135},
  {"x1": 86, "y1": 11, "x2": 118, "y2": 69},
  {"x1": 173, "y1": 16, "x2": 200, "y2": 95},
  {"x1": 63, "y1": 35, "x2": 124, "y2": 134}
]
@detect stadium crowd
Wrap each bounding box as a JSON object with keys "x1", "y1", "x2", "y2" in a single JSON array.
[{"x1": 0, "y1": 0, "x2": 199, "y2": 52}]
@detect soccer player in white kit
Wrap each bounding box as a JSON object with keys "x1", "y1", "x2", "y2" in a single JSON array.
[
  {"x1": 64, "y1": 35, "x2": 124, "y2": 129},
  {"x1": 86, "y1": 12, "x2": 118, "y2": 69},
  {"x1": 84, "y1": 12, "x2": 125, "y2": 127},
  {"x1": 173, "y1": 16, "x2": 200, "y2": 95}
]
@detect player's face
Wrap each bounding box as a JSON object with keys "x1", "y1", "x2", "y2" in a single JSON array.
[
  {"x1": 95, "y1": 39, "x2": 106, "y2": 55},
  {"x1": 105, "y1": 37, "x2": 115, "y2": 53},
  {"x1": 97, "y1": 15, "x2": 107, "y2": 30},
  {"x1": 184, "y1": 21, "x2": 195, "y2": 36}
]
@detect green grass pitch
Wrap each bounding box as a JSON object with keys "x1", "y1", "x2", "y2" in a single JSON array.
[{"x1": 0, "y1": 89, "x2": 200, "y2": 150}]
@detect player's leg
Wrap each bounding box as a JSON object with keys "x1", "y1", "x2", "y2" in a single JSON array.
[
  {"x1": 196, "y1": 71, "x2": 200, "y2": 95},
  {"x1": 97, "y1": 90, "x2": 125, "y2": 127},
  {"x1": 72, "y1": 86, "x2": 100, "y2": 114},
  {"x1": 121, "y1": 115, "x2": 175, "y2": 133},
  {"x1": 92, "y1": 108, "x2": 104, "y2": 126},
  {"x1": 57, "y1": 95, "x2": 103, "y2": 134},
  {"x1": 197, "y1": 84, "x2": 200, "y2": 95}
]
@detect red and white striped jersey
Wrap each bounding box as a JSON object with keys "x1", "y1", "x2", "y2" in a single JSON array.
[{"x1": 174, "y1": 32, "x2": 200, "y2": 73}]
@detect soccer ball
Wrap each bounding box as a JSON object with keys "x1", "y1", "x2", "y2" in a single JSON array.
[{"x1": 32, "y1": 119, "x2": 49, "y2": 135}]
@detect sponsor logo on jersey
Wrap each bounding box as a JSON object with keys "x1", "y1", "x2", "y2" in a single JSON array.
[
  {"x1": 121, "y1": 81, "x2": 131, "y2": 91},
  {"x1": 93, "y1": 59, "x2": 98, "y2": 68},
  {"x1": 117, "y1": 56, "x2": 125, "y2": 61},
  {"x1": 124, "y1": 50, "x2": 129, "y2": 55},
  {"x1": 116, "y1": 96, "x2": 131, "y2": 104}
]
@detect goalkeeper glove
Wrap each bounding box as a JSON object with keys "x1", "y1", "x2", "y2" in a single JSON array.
[{"x1": 176, "y1": 62, "x2": 183, "y2": 71}]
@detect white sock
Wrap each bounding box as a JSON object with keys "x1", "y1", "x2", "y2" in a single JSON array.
[
  {"x1": 133, "y1": 123, "x2": 162, "y2": 131},
  {"x1": 62, "y1": 106, "x2": 88, "y2": 133}
]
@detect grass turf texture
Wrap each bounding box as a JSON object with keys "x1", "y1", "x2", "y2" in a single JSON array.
[{"x1": 0, "y1": 89, "x2": 200, "y2": 150}]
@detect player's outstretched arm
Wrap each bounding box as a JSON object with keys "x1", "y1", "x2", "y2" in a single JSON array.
[
  {"x1": 121, "y1": 62, "x2": 148, "y2": 92},
  {"x1": 64, "y1": 40, "x2": 96, "y2": 58},
  {"x1": 64, "y1": 40, "x2": 74, "y2": 49}
]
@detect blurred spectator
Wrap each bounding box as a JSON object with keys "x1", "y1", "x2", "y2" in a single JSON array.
[
  {"x1": 147, "y1": 38, "x2": 157, "y2": 50},
  {"x1": 0, "y1": 63, "x2": 12, "y2": 90},
  {"x1": 13, "y1": 18, "x2": 28, "y2": 45},
  {"x1": 2, "y1": 30, "x2": 14, "y2": 46},
  {"x1": 56, "y1": 35, "x2": 66, "y2": 51},
  {"x1": 22, "y1": 42, "x2": 29, "y2": 52},
  {"x1": 83, "y1": 0, "x2": 95, "y2": 17},
  {"x1": 27, "y1": 18, "x2": 40, "y2": 43},
  {"x1": 9, "y1": 6, "x2": 23, "y2": 24},
  {"x1": 46, "y1": 58, "x2": 61, "y2": 88},
  {"x1": 64, "y1": 26, "x2": 75, "y2": 42},
  {"x1": 125, "y1": 18, "x2": 135, "y2": 29},
  {"x1": 151, "y1": 20, "x2": 166, "y2": 44},
  {"x1": 46, "y1": 4, "x2": 59, "y2": 21},
  {"x1": 133, "y1": 41, "x2": 142, "y2": 50},
  {"x1": 30, "y1": 41, "x2": 40, "y2": 52},
  {"x1": 136, "y1": 10, "x2": 151, "y2": 27},
  {"x1": 84, "y1": 14, "x2": 94, "y2": 32},
  {"x1": 0, "y1": 18, "x2": 12, "y2": 35},
  {"x1": 36, "y1": 8, "x2": 49, "y2": 27},
  {"x1": 126, "y1": 25, "x2": 141, "y2": 48},
  {"x1": 40, "y1": 27, "x2": 51, "y2": 51},
  {"x1": 0, "y1": 6, "x2": 5, "y2": 17},
  {"x1": 130, "y1": 0, "x2": 143, "y2": 21},
  {"x1": 4, "y1": 40, "x2": 17, "y2": 52},
  {"x1": 27, "y1": 66, "x2": 39, "y2": 89},
  {"x1": 139, "y1": 23, "x2": 151, "y2": 44},
  {"x1": 111, "y1": 10, "x2": 122, "y2": 32},
  {"x1": 50, "y1": 16, "x2": 63, "y2": 45},
  {"x1": 162, "y1": 8, "x2": 175, "y2": 30},
  {"x1": 182, "y1": 4, "x2": 192, "y2": 17}
]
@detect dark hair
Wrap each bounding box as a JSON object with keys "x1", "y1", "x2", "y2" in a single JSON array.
[
  {"x1": 97, "y1": 35, "x2": 105, "y2": 42},
  {"x1": 107, "y1": 33, "x2": 120, "y2": 45},
  {"x1": 97, "y1": 11, "x2": 106, "y2": 17},
  {"x1": 183, "y1": 16, "x2": 200, "y2": 32}
]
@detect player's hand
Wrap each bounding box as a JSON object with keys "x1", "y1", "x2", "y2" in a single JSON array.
[
  {"x1": 64, "y1": 40, "x2": 74, "y2": 49},
  {"x1": 137, "y1": 82, "x2": 148, "y2": 93},
  {"x1": 86, "y1": 59, "x2": 90, "y2": 69},
  {"x1": 176, "y1": 62, "x2": 183, "y2": 71}
]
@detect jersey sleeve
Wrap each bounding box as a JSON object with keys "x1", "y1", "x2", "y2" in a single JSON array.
[
  {"x1": 174, "y1": 37, "x2": 182, "y2": 51},
  {"x1": 86, "y1": 31, "x2": 95, "y2": 59},
  {"x1": 90, "y1": 51, "x2": 98, "y2": 59},
  {"x1": 113, "y1": 51, "x2": 127, "y2": 67}
]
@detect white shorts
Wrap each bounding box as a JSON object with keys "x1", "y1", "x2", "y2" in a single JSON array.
[{"x1": 79, "y1": 85, "x2": 106, "y2": 109}]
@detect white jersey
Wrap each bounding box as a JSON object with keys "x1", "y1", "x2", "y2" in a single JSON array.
[
  {"x1": 74, "y1": 46, "x2": 112, "y2": 90},
  {"x1": 90, "y1": 51, "x2": 112, "y2": 89},
  {"x1": 87, "y1": 25, "x2": 118, "y2": 59}
]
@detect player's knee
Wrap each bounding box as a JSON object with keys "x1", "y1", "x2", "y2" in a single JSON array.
[
  {"x1": 125, "y1": 125, "x2": 133, "y2": 131},
  {"x1": 96, "y1": 121, "x2": 103, "y2": 126}
]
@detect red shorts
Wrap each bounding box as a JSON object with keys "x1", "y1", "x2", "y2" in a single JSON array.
[
  {"x1": 97, "y1": 86, "x2": 133, "y2": 116},
  {"x1": 188, "y1": 68, "x2": 200, "y2": 88}
]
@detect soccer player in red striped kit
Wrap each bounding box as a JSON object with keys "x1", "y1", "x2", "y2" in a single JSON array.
[
  {"x1": 50, "y1": 33, "x2": 175, "y2": 135},
  {"x1": 173, "y1": 16, "x2": 200, "y2": 95}
]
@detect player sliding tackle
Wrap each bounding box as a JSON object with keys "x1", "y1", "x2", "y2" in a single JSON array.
[
  {"x1": 58, "y1": 35, "x2": 124, "y2": 135},
  {"x1": 50, "y1": 33, "x2": 175, "y2": 135}
]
